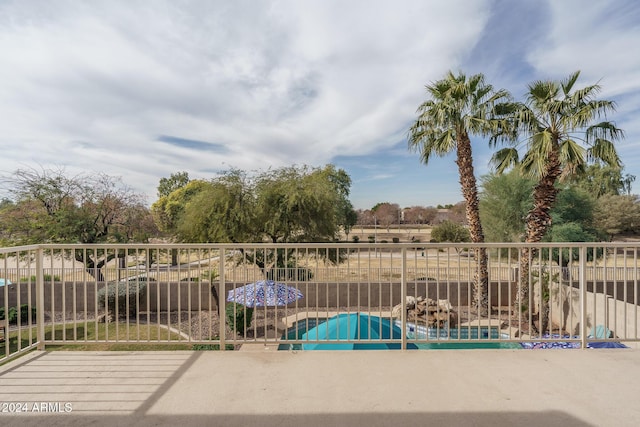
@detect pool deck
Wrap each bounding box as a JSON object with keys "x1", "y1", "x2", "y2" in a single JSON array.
[{"x1": 1, "y1": 348, "x2": 639, "y2": 426}]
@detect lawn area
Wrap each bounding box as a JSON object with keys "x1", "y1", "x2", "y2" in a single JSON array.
[{"x1": 1, "y1": 321, "x2": 192, "y2": 359}]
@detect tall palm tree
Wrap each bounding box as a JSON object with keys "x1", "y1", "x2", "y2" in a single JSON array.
[
  {"x1": 491, "y1": 71, "x2": 624, "y2": 331},
  {"x1": 408, "y1": 71, "x2": 511, "y2": 314}
]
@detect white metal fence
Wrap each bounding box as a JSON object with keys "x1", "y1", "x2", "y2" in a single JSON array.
[{"x1": 1, "y1": 242, "x2": 638, "y2": 361}]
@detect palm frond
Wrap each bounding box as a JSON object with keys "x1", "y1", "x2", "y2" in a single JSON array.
[
  {"x1": 558, "y1": 139, "x2": 586, "y2": 173},
  {"x1": 588, "y1": 139, "x2": 622, "y2": 168},
  {"x1": 490, "y1": 148, "x2": 520, "y2": 174},
  {"x1": 561, "y1": 71, "x2": 581, "y2": 96},
  {"x1": 519, "y1": 151, "x2": 543, "y2": 179},
  {"x1": 527, "y1": 80, "x2": 559, "y2": 108},
  {"x1": 586, "y1": 121, "x2": 625, "y2": 142}
]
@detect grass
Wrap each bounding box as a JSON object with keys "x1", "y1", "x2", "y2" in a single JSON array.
[{"x1": 1, "y1": 321, "x2": 195, "y2": 358}]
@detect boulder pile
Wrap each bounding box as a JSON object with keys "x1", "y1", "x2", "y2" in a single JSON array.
[{"x1": 391, "y1": 296, "x2": 457, "y2": 328}]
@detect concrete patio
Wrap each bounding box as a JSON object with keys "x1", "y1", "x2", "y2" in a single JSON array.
[{"x1": 0, "y1": 348, "x2": 639, "y2": 426}]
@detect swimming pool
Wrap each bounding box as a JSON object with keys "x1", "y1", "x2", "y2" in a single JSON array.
[{"x1": 278, "y1": 315, "x2": 521, "y2": 350}]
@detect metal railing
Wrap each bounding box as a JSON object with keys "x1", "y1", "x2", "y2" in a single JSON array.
[{"x1": 1, "y1": 242, "x2": 638, "y2": 360}]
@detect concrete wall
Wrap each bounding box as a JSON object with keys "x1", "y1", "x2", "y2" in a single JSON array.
[
  {"x1": 0, "y1": 281, "x2": 215, "y2": 313},
  {"x1": 1, "y1": 280, "x2": 517, "y2": 314},
  {"x1": 550, "y1": 282, "x2": 640, "y2": 339}
]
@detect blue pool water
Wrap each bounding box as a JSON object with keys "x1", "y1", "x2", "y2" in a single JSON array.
[{"x1": 278, "y1": 316, "x2": 521, "y2": 350}]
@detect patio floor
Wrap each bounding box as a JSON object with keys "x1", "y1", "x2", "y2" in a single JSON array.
[{"x1": 0, "y1": 348, "x2": 639, "y2": 426}]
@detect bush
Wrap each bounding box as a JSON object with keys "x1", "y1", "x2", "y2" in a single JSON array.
[
  {"x1": 392, "y1": 237, "x2": 400, "y2": 243},
  {"x1": 352, "y1": 236, "x2": 360, "y2": 243},
  {"x1": 367, "y1": 235, "x2": 375, "y2": 243},
  {"x1": 20, "y1": 304, "x2": 36, "y2": 323},
  {"x1": 430, "y1": 220, "x2": 470, "y2": 243},
  {"x1": 97, "y1": 281, "x2": 147, "y2": 317},
  {"x1": 0, "y1": 306, "x2": 16, "y2": 323},
  {"x1": 266, "y1": 267, "x2": 313, "y2": 281},
  {"x1": 20, "y1": 274, "x2": 61, "y2": 282},
  {"x1": 225, "y1": 302, "x2": 254, "y2": 335},
  {"x1": 192, "y1": 337, "x2": 235, "y2": 351},
  {"x1": 0, "y1": 304, "x2": 36, "y2": 324}
]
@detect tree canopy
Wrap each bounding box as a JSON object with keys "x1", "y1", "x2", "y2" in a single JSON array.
[
  {"x1": 0, "y1": 167, "x2": 156, "y2": 280},
  {"x1": 593, "y1": 194, "x2": 640, "y2": 240},
  {"x1": 490, "y1": 70, "x2": 624, "y2": 244},
  {"x1": 152, "y1": 165, "x2": 356, "y2": 244}
]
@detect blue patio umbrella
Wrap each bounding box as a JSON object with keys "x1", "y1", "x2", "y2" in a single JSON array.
[
  {"x1": 227, "y1": 280, "x2": 303, "y2": 308},
  {"x1": 302, "y1": 313, "x2": 411, "y2": 350}
]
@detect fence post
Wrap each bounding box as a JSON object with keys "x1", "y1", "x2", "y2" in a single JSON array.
[
  {"x1": 219, "y1": 248, "x2": 226, "y2": 350},
  {"x1": 401, "y1": 247, "x2": 407, "y2": 351},
  {"x1": 36, "y1": 247, "x2": 45, "y2": 350},
  {"x1": 579, "y1": 245, "x2": 587, "y2": 349}
]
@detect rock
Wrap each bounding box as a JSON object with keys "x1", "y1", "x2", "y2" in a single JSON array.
[
  {"x1": 438, "y1": 299, "x2": 453, "y2": 311},
  {"x1": 391, "y1": 296, "x2": 418, "y2": 318},
  {"x1": 405, "y1": 296, "x2": 417, "y2": 309},
  {"x1": 391, "y1": 304, "x2": 403, "y2": 319}
]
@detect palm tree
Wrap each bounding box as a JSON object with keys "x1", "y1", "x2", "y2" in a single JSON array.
[
  {"x1": 408, "y1": 71, "x2": 511, "y2": 314},
  {"x1": 491, "y1": 71, "x2": 624, "y2": 331}
]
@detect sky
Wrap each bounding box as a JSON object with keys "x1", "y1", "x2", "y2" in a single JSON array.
[{"x1": 1, "y1": 0, "x2": 639, "y2": 210}]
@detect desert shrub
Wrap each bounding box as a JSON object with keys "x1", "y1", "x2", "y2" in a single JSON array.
[
  {"x1": 20, "y1": 274, "x2": 61, "y2": 282},
  {"x1": 192, "y1": 337, "x2": 235, "y2": 351},
  {"x1": 97, "y1": 281, "x2": 147, "y2": 317},
  {"x1": 0, "y1": 304, "x2": 36, "y2": 324},
  {"x1": 430, "y1": 220, "x2": 470, "y2": 243},
  {"x1": 0, "y1": 306, "x2": 16, "y2": 323},
  {"x1": 266, "y1": 267, "x2": 313, "y2": 281},
  {"x1": 201, "y1": 269, "x2": 218, "y2": 282},
  {"x1": 225, "y1": 302, "x2": 254, "y2": 335},
  {"x1": 20, "y1": 304, "x2": 36, "y2": 323},
  {"x1": 126, "y1": 276, "x2": 155, "y2": 281}
]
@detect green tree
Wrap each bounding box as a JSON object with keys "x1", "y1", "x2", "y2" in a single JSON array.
[
  {"x1": 151, "y1": 179, "x2": 210, "y2": 266},
  {"x1": 549, "y1": 186, "x2": 596, "y2": 228},
  {"x1": 480, "y1": 170, "x2": 533, "y2": 243},
  {"x1": 253, "y1": 165, "x2": 345, "y2": 243},
  {"x1": 491, "y1": 71, "x2": 624, "y2": 326},
  {"x1": 152, "y1": 165, "x2": 353, "y2": 283},
  {"x1": 157, "y1": 171, "x2": 190, "y2": 198},
  {"x1": 321, "y1": 165, "x2": 357, "y2": 240},
  {"x1": 177, "y1": 171, "x2": 256, "y2": 243},
  {"x1": 430, "y1": 220, "x2": 471, "y2": 244},
  {"x1": 408, "y1": 71, "x2": 511, "y2": 313},
  {"x1": 573, "y1": 164, "x2": 635, "y2": 197},
  {"x1": 151, "y1": 180, "x2": 210, "y2": 237}
]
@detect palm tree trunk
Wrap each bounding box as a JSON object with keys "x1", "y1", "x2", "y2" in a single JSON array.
[
  {"x1": 517, "y1": 150, "x2": 562, "y2": 332},
  {"x1": 456, "y1": 133, "x2": 489, "y2": 314}
]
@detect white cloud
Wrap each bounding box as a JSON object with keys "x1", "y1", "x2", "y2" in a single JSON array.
[
  {"x1": 527, "y1": 0, "x2": 640, "y2": 97},
  {"x1": 0, "y1": 0, "x2": 492, "y2": 204},
  {"x1": 2, "y1": 0, "x2": 639, "y2": 209}
]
